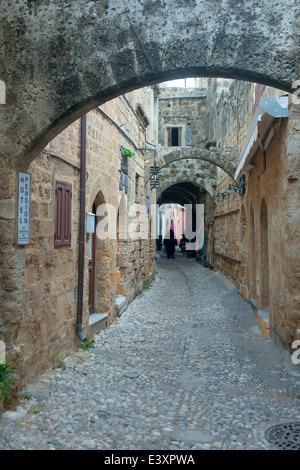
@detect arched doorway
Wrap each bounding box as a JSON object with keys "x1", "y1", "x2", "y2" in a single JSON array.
[
  {"x1": 158, "y1": 181, "x2": 211, "y2": 260},
  {"x1": 249, "y1": 205, "x2": 257, "y2": 300},
  {"x1": 239, "y1": 205, "x2": 247, "y2": 263},
  {"x1": 259, "y1": 199, "x2": 269, "y2": 310},
  {"x1": 88, "y1": 202, "x2": 96, "y2": 316},
  {"x1": 238, "y1": 204, "x2": 249, "y2": 300},
  {"x1": 116, "y1": 195, "x2": 128, "y2": 298},
  {"x1": 91, "y1": 190, "x2": 115, "y2": 325}
]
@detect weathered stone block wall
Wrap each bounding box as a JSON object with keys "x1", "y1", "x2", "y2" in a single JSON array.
[
  {"x1": 14, "y1": 144, "x2": 81, "y2": 385},
  {"x1": 157, "y1": 87, "x2": 207, "y2": 147},
  {"x1": 209, "y1": 79, "x2": 252, "y2": 287},
  {"x1": 211, "y1": 78, "x2": 300, "y2": 351},
  {"x1": 213, "y1": 170, "x2": 242, "y2": 287},
  {"x1": 157, "y1": 160, "x2": 217, "y2": 198},
  {"x1": 246, "y1": 111, "x2": 300, "y2": 349},
  {"x1": 207, "y1": 78, "x2": 253, "y2": 147},
  {"x1": 0, "y1": 87, "x2": 157, "y2": 390}
]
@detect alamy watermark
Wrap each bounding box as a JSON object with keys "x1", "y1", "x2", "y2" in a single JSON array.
[
  {"x1": 291, "y1": 340, "x2": 300, "y2": 365},
  {"x1": 95, "y1": 200, "x2": 204, "y2": 250}
]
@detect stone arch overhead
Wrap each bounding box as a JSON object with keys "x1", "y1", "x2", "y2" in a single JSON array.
[
  {"x1": 158, "y1": 186, "x2": 198, "y2": 207},
  {"x1": 144, "y1": 146, "x2": 239, "y2": 183},
  {"x1": 1, "y1": 1, "x2": 298, "y2": 167},
  {"x1": 155, "y1": 158, "x2": 217, "y2": 196},
  {"x1": 156, "y1": 176, "x2": 214, "y2": 201}
]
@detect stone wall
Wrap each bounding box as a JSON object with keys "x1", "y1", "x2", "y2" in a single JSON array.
[
  {"x1": 209, "y1": 79, "x2": 252, "y2": 287},
  {"x1": 0, "y1": 88, "x2": 157, "y2": 389},
  {"x1": 213, "y1": 171, "x2": 242, "y2": 287},
  {"x1": 245, "y1": 107, "x2": 300, "y2": 351},
  {"x1": 210, "y1": 78, "x2": 300, "y2": 354},
  {"x1": 157, "y1": 86, "x2": 207, "y2": 147}
]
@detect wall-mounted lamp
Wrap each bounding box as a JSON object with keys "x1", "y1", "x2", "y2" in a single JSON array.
[
  {"x1": 213, "y1": 175, "x2": 246, "y2": 203},
  {"x1": 150, "y1": 161, "x2": 160, "y2": 190},
  {"x1": 212, "y1": 192, "x2": 220, "y2": 201},
  {"x1": 228, "y1": 183, "x2": 239, "y2": 192},
  {"x1": 227, "y1": 174, "x2": 246, "y2": 196}
]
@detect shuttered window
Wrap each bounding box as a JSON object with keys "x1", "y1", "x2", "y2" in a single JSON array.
[
  {"x1": 167, "y1": 127, "x2": 181, "y2": 146},
  {"x1": 54, "y1": 181, "x2": 72, "y2": 247}
]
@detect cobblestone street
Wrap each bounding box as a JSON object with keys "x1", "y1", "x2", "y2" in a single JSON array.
[{"x1": 0, "y1": 252, "x2": 299, "y2": 451}]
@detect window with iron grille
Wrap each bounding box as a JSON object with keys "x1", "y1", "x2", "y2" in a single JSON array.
[{"x1": 54, "y1": 180, "x2": 72, "y2": 247}]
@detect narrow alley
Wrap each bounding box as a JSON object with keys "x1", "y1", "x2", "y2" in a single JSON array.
[{"x1": 0, "y1": 251, "x2": 299, "y2": 451}]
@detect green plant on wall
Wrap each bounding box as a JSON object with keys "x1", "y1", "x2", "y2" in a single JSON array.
[
  {"x1": 0, "y1": 361, "x2": 18, "y2": 406},
  {"x1": 53, "y1": 352, "x2": 67, "y2": 370},
  {"x1": 122, "y1": 148, "x2": 136, "y2": 159}
]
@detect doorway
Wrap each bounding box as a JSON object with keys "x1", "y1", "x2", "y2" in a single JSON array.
[
  {"x1": 259, "y1": 199, "x2": 269, "y2": 309},
  {"x1": 88, "y1": 203, "x2": 96, "y2": 315},
  {"x1": 249, "y1": 206, "x2": 257, "y2": 299}
]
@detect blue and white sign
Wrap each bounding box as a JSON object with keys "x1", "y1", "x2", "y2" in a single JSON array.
[{"x1": 17, "y1": 171, "x2": 31, "y2": 245}]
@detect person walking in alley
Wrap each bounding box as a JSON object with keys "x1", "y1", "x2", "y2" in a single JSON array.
[
  {"x1": 179, "y1": 233, "x2": 188, "y2": 253},
  {"x1": 164, "y1": 229, "x2": 177, "y2": 259}
]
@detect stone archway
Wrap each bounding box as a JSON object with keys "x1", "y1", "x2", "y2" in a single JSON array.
[
  {"x1": 157, "y1": 180, "x2": 214, "y2": 245},
  {"x1": 1, "y1": 1, "x2": 298, "y2": 167},
  {"x1": 154, "y1": 159, "x2": 217, "y2": 199},
  {"x1": 116, "y1": 195, "x2": 128, "y2": 298},
  {"x1": 93, "y1": 190, "x2": 116, "y2": 321},
  {"x1": 145, "y1": 146, "x2": 239, "y2": 183}
]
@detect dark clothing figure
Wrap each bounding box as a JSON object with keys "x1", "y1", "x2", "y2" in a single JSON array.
[
  {"x1": 156, "y1": 235, "x2": 163, "y2": 251},
  {"x1": 164, "y1": 230, "x2": 177, "y2": 259},
  {"x1": 179, "y1": 234, "x2": 188, "y2": 252}
]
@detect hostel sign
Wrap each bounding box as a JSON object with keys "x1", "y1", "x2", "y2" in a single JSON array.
[{"x1": 17, "y1": 171, "x2": 31, "y2": 245}]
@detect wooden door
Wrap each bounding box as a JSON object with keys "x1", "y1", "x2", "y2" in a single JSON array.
[{"x1": 88, "y1": 231, "x2": 96, "y2": 315}]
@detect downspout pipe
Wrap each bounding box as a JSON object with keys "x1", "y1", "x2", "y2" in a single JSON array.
[{"x1": 76, "y1": 114, "x2": 87, "y2": 343}]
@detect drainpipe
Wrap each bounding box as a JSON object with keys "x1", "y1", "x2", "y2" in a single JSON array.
[{"x1": 76, "y1": 114, "x2": 87, "y2": 342}]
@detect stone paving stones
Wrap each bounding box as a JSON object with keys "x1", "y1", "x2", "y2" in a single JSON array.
[{"x1": 0, "y1": 251, "x2": 299, "y2": 450}]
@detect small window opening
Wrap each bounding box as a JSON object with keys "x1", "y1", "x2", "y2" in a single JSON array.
[{"x1": 167, "y1": 127, "x2": 181, "y2": 146}]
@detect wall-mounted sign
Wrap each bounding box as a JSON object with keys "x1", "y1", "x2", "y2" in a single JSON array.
[
  {"x1": 17, "y1": 171, "x2": 31, "y2": 245},
  {"x1": 86, "y1": 212, "x2": 95, "y2": 233}
]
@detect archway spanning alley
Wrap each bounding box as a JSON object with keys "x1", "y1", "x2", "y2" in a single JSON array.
[
  {"x1": 0, "y1": 2, "x2": 299, "y2": 391},
  {"x1": 157, "y1": 180, "x2": 213, "y2": 264},
  {"x1": 0, "y1": 0, "x2": 298, "y2": 167}
]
